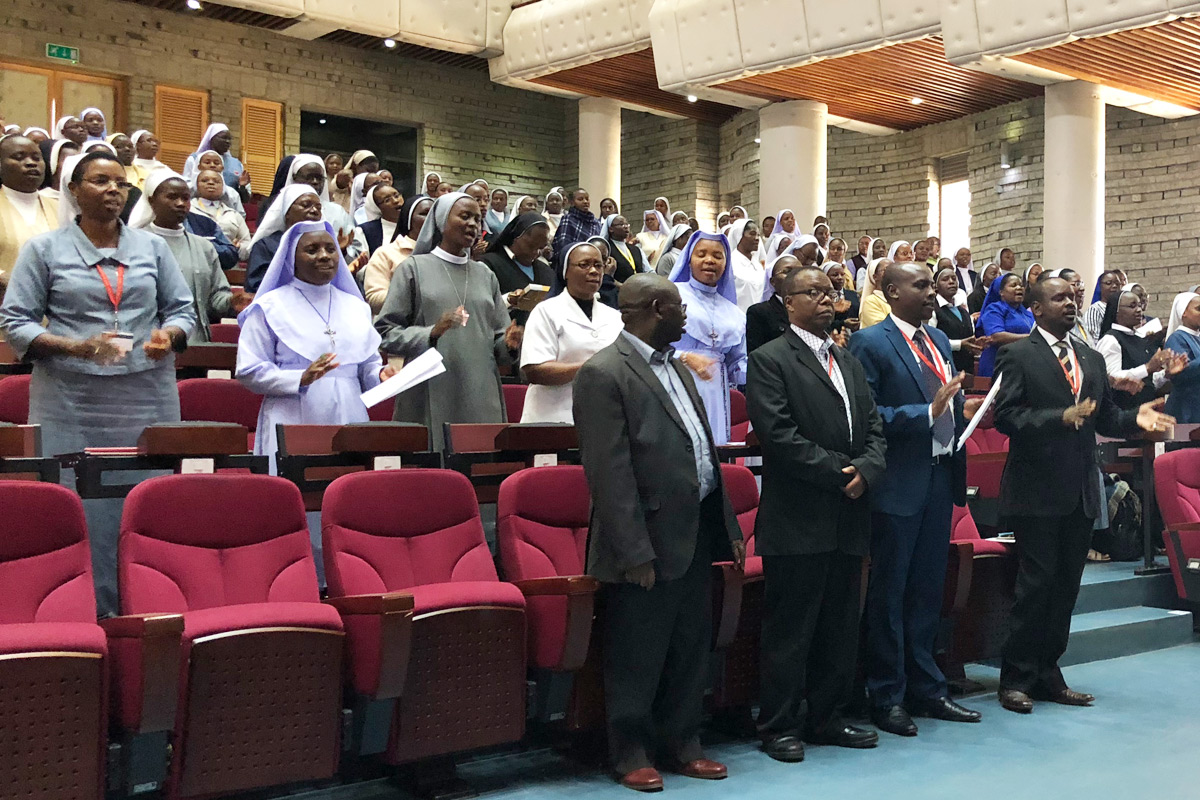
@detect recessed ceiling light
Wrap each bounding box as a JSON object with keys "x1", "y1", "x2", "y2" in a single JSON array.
[
  {"x1": 754, "y1": 138, "x2": 761, "y2": 144},
  {"x1": 319, "y1": 118, "x2": 327, "y2": 124},
  {"x1": 383, "y1": 38, "x2": 396, "y2": 48},
  {"x1": 186, "y1": 0, "x2": 202, "y2": 10},
  {"x1": 686, "y1": 95, "x2": 698, "y2": 103},
  {"x1": 910, "y1": 97, "x2": 924, "y2": 105}
]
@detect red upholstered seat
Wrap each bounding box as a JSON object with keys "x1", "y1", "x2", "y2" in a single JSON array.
[
  {"x1": 208, "y1": 323, "x2": 240, "y2": 343},
  {"x1": 711, "y1": 464, "x2": 764, "y2": 710},
  {"x1": 503, "y1": 383, "x2": 527, "y2": 423},
  {"x1": 323, "y1": 469, "x2": 527, "y2": 765},
  {"x1": 119, "y1": 475, "x2": 343, "y2": 800},
  {"x1": 1154, "y1": 449, "x2": 1200, "y2": 602},
  {"x1": 0, "y1": 482, "x2": 106, "y2": 800},
  {"x1": 729, "y1": 388, "x2": 750, "y2": 442},
  {"x1": 951, "y1": 504, "x2": 1012, "y2": 557},
  {"x1": 0, "y1": 373, "x2": 30, "y2": 424},
  {"x1": 177, "y1": 377, "x2": 262, "y2": 451}
]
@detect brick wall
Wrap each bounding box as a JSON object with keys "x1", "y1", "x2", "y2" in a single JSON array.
[
  {"x1": 719, "y1": 109, "x2": 760, "y2": 221},
  {"x1": 0, "y1": 0, "x2": 574, "y2": 198},
  {"x1": 620, "y1": 109, "x2": 720, "y2": 229}
]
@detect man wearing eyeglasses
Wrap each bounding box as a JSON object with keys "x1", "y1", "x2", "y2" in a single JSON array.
[
  {"x1": 573, "y1": 273, "x2": 746, "y2": 792},
  {"x1": 848, "y1": 261, "x2": 981, "y2": 737},
  {"x1": 746, "y1": 265, "x2": 886, "y2": 763}
]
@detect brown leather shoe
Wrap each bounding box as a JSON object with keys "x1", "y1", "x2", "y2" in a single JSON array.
[
  {"x1": 1039, "y1": 688, "x2": 1095, "y2": 706},
  {"x1": 998, "y1": 689, "x2": 1034, "y2": 714},
  {"x1": 619, "y1": 767, "x2": 664, "y2": 792},
  {"x1": 669, "y1": 758, "x2": 728, "y2": 780}
]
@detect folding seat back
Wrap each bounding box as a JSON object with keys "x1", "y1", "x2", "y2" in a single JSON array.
[
  {"x1": 208, "y1": 323, "x2": 240, "y2": 343},
  {"x1": 1154, "y1": 449, "x2": 1200, "y2": 601},
  {"x1": 729, "y1": 388, "x2": 750, "y2": 442},
  {"x1": 0, "y1": 482, "x2": 105, "y2": 800},
  {"x1": 323, "y1": 469, "x2": 526, "y2": 764},
  {"x1": 177, "y1": 377, "x2": 262, "y2": 450},
  {"x1": 497, "y1": 466, "x2": 594, "y2": 671},
  {"x1": 119, "y1": 475, "x2": 343, "y2": 800},
  {"x1": 503, "y1": 383, "x2": 527, "y2": 423},
  {"x1": 0, "y1": 373, "x2": 31, "y2": 424},
  {"x1": 712, "y1": 464, "x2": 764, "y2": 710}
]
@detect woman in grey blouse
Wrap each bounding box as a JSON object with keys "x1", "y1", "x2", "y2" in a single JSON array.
[{"x1": 0, "y1": 151, "x2": 195, "y2": 613}]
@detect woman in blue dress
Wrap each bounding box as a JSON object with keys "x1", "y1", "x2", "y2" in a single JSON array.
[
  {"x1": 975, "y1": 272, "x2": 1033, "y2": 378},
  {"x1": 667, "y1": 230, "x2": 747, "y2": 445}
]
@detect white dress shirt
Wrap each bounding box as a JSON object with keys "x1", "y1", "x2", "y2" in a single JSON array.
[
  {"x1": 1036, "y1": 325, "x2": 1083, "y2": 399},
  {"x1": 1095, "y1": 324, "x2": 1167, "y2": 388},
  {"x1": 890, "y1": 314, "x2": 954, "y2": 456}
]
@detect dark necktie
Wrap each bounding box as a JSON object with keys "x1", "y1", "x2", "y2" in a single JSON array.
[
  {"x1": 649, "y1": 347, "x2": 675, "y2": 366},
  {"x1": 913, "y1": 329, "x2": 955, "y2": 448},
  {"x1": 1055, "y1": 340, "x2": 1076, "y2": 394}
]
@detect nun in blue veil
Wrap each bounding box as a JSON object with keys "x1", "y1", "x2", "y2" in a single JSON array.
[
  {"x1": 667, "y1": 230, "x2": 748, "y2": 445},
  {"x1": 236, "y1": 219, "x2": 391, "y2": 473}
]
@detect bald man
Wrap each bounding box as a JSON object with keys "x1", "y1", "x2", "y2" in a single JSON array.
[{"x1": 573, "y1": 274, "x2": 746, "y2": 791}]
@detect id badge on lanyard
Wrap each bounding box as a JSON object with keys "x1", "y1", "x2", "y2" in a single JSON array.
[{"x1": 96, "y1": 258, "x2": 133, "y2": 354}]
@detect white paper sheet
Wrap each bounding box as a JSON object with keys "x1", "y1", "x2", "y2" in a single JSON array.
[
  {"x1": 360, "y1": 348, "x2": 446, "y2": 408},
  {"x1": 957, "y1": 374, "x2": 1002, "y2": 451}
]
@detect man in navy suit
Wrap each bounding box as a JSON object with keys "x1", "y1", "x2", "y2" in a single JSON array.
[{"x1": 848, "y1": 262, "x2": 982, "y2": 736}]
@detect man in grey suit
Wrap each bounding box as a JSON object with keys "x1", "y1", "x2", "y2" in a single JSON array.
[{"x1": 573, "y1": 274, "x2": 746, "y2": 792}]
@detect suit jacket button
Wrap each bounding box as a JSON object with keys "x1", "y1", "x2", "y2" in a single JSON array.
[{"x1": 686, "y1": 443, "x2": 694, "y2": 452}]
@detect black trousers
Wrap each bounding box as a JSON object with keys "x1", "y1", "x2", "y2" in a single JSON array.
[
  {"x1": 1000, "y1": 499, "x2": 1093, "y2": 694},
  {"x1": 601, "y1": 510, "x2": 716, "y2": 774},
  {"x1": 756, "y1": 551, "x2": 864, "y2": 739}
]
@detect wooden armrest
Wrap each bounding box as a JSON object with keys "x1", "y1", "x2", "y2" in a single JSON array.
[
  {"x1": 942, "y1": 541, "x2": 974, "y2": 617},
  {"x1": 1166, "y1": 522, "x2": 1200, "y2": 533},
  {"x1": 325, "y1": 592, "x2": 413, "y2": 699},
  {"x1": 711, "y1": 563, "x2": 750, "y2": 651},
  {"x1": 324, "y1": 591, "x2": 415, "y2": 615},
  {"x1": 100, "y1": 613, "x2": 185, "y2": 638},
  {"x1": 100, "y1": 614, "x2": 185, "y2": 735},
  {"x1": 513, "y1": 576, "x2": 600, "y2": 597}
]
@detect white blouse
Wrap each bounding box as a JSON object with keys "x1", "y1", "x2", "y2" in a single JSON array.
[{"x1": 519, "y1": 292, "x2": 624, "y2": 423}]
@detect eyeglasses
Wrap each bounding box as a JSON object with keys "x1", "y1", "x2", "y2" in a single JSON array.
[
  {"x1": 82, "y1": 176, "x2": 133, "y2": 191},
  {"x1": 786, "y1": 289, "x2": 839, "y2": 302}
]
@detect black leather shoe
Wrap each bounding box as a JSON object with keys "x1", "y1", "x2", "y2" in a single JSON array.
[
  {"x1": 911, "y1": 696, "x2": 982, "y2": 723},
  {"x1": 1032, "y1": 688, "x2": 1094, "y2": 706},
  {"x1": 804, "y1": 725, "x2": 879, "y2": 749},
  {"x1": 998, "y1": 689, "x2": 1034, "y2": 714},
  {"x1": 871, "y1": 705, "x2": 918, "y2": 737},
  {"x1": 762, "y1": 736, "x2": 806, "y2": 763}
]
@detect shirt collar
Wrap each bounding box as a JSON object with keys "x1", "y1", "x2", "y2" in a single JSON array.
[
  {"x1": 790, "y1": 324, "x2": 831, "y2": 357},
  {"x1": 1180, "y1": 326, "x2": 1200, "y2": 337},
  {"x1": 1037, "y1": 325, "x2": 1071, "y2": 349},
  {"x1": 622, "y1": 330, "x2": 669, "y2": 364},
  {"x1": 432, "y1": 246, "x2": 469, "y2": 265},
  {"x1": 1111, "y1": 323, "x2": 1135, "y2": 334},
  {"x1": 889, "y1": 313, "x2": 923, "y2": 339}
]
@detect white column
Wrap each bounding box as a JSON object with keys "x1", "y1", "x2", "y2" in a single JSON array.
[
  {"x1": 577, "y1": 98, "x2": 621, "y2": 206},
  {"x1": 758, "y1": 100, "x2": 827, "y2": 224},
  {"x1": 1044, "y1": 81, "x2": 1105, "y2": 291}
]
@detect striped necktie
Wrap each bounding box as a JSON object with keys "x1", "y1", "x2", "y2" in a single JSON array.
[{"x1": 1055, "y1": 340, "x2": 1073, "y2": 378}]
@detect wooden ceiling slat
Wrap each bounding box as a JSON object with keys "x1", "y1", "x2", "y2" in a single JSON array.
[
  {"x1": 1014, "y1": 17, "x2": 1200, "y2": 112},
  {"x1": 531, "y1": 48, "x2": 741, "y2": 124},
  {"x1": 717, "y1": 37, "x2": 1041, "y2": 130}
]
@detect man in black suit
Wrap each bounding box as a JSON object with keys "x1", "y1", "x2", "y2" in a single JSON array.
[
  {"x1": 573, "y1": 274, "x2": 746, "y2": 791},
  {"x1": 747, "y1": 266, "x2": 887, "y2": 763},
  {"x1": 993, "y1": 277, "x2": 1174, "y2": 713}
]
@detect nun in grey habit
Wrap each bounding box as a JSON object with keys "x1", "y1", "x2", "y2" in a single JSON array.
[{"x1": 375, "y1": 192, "x2": 514, "y2": 449}]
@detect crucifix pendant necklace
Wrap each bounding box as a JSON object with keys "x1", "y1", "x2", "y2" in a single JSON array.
[
  {"x1": 297, "y1": 286, "x2": 336, "y2": 350},
  {"x1": 441, "y1": 261, "x2": 471, "y2": 326}
]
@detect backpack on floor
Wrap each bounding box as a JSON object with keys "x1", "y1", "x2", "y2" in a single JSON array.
[{"x1": 1106, "y1": 479, "x2": 1143, "y2": 562}]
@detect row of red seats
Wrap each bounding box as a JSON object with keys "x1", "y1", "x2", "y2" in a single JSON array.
[{"x1": 3, "y1": 458, "x2": 1017, "y2": 800}]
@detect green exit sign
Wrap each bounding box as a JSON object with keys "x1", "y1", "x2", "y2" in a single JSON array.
[{"x1": 46, "y1": 43, "x2": 79, "y2": 63}]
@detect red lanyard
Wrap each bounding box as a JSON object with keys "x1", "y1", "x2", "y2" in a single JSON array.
[
  {"x1": 95, "y1": 261, "x2": 125, "y2": 320},
  {"x1": 825, "y1": 349, "x2": 836, "y2": 378},
  {"x1": 899, "y1": 328, "x2": 948, "y2": 384}
]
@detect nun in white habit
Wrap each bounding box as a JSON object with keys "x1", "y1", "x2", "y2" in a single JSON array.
[
  {"x1": 375, "y1": 192, "x2": 514, "y2": 450},
  {"x1": 283, "y1": 153, "x2": 360, "y2": 259},
  {"x1": 728, "y1": 218, "x2": 764, "y2": 313},
  {"x1": 237, "y1": 219, "x2": 391, "y2": 474}
]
